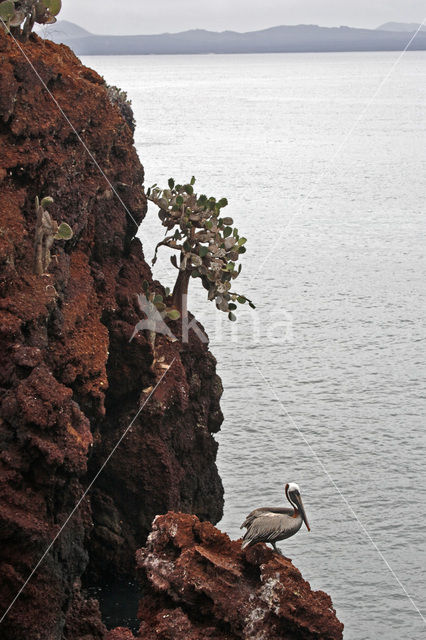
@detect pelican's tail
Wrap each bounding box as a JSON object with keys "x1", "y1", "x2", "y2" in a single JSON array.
[
  {"x1": 241, "y1": 529, "x2": 254, "y2": 550},
  {"x1": 240, "y1": 512, "x2": 257, "y2": 530}
]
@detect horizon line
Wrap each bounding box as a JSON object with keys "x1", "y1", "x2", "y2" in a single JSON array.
[{"x1": 41, "y1": 20, "x2": 426, "y2": 39}]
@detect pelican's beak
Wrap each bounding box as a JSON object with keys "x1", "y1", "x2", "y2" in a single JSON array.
[{"x1": 295, "y1": 493, "x2": 311, "y2": 531}]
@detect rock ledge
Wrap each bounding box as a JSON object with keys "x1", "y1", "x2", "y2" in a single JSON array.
[{"x1": 127, "y1": 512, "x2": 344, "y2": 640}]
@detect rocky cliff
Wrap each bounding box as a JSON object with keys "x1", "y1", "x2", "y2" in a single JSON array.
[
  {"x1": 0, "y1": 28, "x2": 343, "y2": 640},
  {"x1": 109, "y1": 512, "x2": 344, "y2": 640},
  {"x1": 0, "y1": 29, "x2": 223, "y2": 640}
]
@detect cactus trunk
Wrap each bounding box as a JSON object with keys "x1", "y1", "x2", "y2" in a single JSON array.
[{"x1": 172, "y1": 269, "x2": 190, "y2": 318}]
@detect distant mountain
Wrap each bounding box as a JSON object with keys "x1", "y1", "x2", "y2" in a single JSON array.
[
  {"x1": 36, "y1": 21, "x2": 426, "y2": 55},
  {"x1": 376, "y1": 22, "x2": 426, "y2": 32},
  {"x1": 35, "y1": 20, "x2": 90, "y2": 39}
]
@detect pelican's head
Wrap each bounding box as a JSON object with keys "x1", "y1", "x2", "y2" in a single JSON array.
[{"x1": 285, "y1": 482, "x2": 310, "y2": 531}]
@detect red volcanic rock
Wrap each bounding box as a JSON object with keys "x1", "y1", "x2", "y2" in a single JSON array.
[
  {"x1": 0, "y1": 27, "x2": 341, "y2": 640},
  {"x1": 105, "y1": 629, "x2": 136, "y2": 640},
  {"x1": 136, "y1": 512, "x2": 344, "y2": 640},
  {"x1": 0, "y1": 28, "x2": 223, "y2": 639}
]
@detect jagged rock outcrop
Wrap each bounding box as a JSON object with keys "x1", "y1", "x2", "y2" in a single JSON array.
[
  {"x1": 0, "y1": 29, "x2": 223, "y2": 640},
  {"x1": 0, "y1": 27, "x2": 343, "y2": 640},
  {"x1": 133, "y1": 512, "x2": 344, "y2": 640}
]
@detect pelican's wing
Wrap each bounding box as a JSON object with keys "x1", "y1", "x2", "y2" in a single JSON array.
[
  {"x1": 240, "y1": 507, "x2": 292, "y2": 530},
  {"x1": 241, "y1": 511, "x2": 293, "y2": 548},
  {"x1": 240, "y1": 507, "x2": 270, "y2": 530}
]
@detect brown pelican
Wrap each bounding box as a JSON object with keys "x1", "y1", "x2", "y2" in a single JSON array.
[{"x1": 240, "y1": 482, "x2": 310, "y2": 554}]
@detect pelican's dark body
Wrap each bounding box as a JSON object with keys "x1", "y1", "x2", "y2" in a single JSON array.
[{"x1": 240, "y1": 483, "x2": 310, "y2": 552}]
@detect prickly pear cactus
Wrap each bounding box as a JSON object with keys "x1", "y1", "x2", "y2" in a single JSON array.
[
  {"x1": 42, "y1": 0, "x2": 61, "y2": 15},
  {"x1": 141, "y1": 280, "x2": 181, "y2": 321},
  {"x1": 0, "y1": 0, "x2": 62, "y2": 36},
  {"x1": 147, "y1": 177, "x2": 254, "y2": 321},
  {"x1": 130, "y1": 282, "x2": 181, "y2": 359},
  {"x1": 54, "y1": 222, "x2": 73, "y2": 240},
  {"x1": 0, "y1": 0, "x2": 16, "y2": 29},
  {"x1": 33, "y1": 196, "x2": 73, "y2": 275},
  {"x1": 35, "y1": 0, "x2": 62, "y2": 25},
  {"x1": 0, "y1": 0, "x2": 15, "y2": 19}
]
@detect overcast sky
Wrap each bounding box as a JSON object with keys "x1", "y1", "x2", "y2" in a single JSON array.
[{"x1": 60, "y1": 0, "x2": 426, "y2": 35}]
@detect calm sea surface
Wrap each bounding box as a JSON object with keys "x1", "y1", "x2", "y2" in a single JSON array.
[{"x1": 81, "y1": 52, "x2": 426, "y2": 639}]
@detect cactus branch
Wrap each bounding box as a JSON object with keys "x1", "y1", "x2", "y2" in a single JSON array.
[
  {"x1": 33, "y1": 196, "x2": 73, "y2": 275},
  {"x1": 147, "y1": 177, "x2": 254, "y2": 321},
  {"x1": 1, "y1": 0, "x2": 62, "y2": 39}
]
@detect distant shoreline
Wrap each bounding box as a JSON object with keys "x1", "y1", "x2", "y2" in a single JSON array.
[
  {"x1": 38, "y1": 21, "x2": 426, "y2": 56},
  {"x1": 77, "y1": 49, "x2": 426, "y2": 57}
]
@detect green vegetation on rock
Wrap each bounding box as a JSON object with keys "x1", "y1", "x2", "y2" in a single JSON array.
[
  {"x1": 33, "y1": 195, "x2": 73, "y2": 275},
  {"x1": 147, "y1": 177, "x2": 254, "y2": 321},
  {"x1": 0, "y1": 0, "x2": 62, "y2": 38}
]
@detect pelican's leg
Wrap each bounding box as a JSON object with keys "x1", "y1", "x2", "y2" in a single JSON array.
[{"x1": 272, "y1": 543, "x2": 283, "y2": 556}]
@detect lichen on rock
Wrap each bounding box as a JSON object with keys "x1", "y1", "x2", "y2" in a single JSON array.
[{"x1": 135, "y1": 512, "x2": 344, "y2": 640}]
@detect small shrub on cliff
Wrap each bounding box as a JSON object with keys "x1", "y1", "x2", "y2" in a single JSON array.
[
  {"x1": 139, "y1": 280, "x2": 181, "y2": 323},
  {"x1": 147, "y1": 178, "x2": 254, "y2": 321},
  {"x1": 130, "y1": 280, "x2": 180, "y2": 360},
  {"x1": 33, "y1": 196, "x2": 73, "y2": 275},
  {"x1": 0, "y1": 0, "x2": 61, "y2": 38},
  {"x1": 105, "y1": 84, "x2": 136, "y2": 135}
]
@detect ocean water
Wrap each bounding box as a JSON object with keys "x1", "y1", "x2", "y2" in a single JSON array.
[{"x1": 81, "y1": 52, "x2": 426, "y2": 639}]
